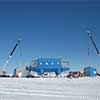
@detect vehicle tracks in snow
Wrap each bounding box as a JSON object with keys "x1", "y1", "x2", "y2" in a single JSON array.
[{"x1": 0, "y1": 88, "x2": 99, "y2": 100}]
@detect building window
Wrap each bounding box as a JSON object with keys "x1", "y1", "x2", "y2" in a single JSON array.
[
  {"x1": 46, "y1": 62, "x2": 48, "y2": 65},
  {"x1": 51, "y1": 62, "x2": 54, "y2": 65},
  {"x1": 57, "y1": 62, "x2": 60, "y2": 65},
  {"x1": 40, "y1": 62, "x2": 42, "y2": 65}
]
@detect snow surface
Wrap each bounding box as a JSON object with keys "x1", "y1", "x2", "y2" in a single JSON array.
[{"x1": 0, "y1": 77, "x2": 100, "y2": 100}]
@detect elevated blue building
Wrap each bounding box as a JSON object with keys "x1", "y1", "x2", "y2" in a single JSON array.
[{"x1": 26, "y1": 58, "x2": 70, "y2": 76}]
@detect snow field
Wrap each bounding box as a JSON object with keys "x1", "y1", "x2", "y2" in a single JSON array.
[{"x1": 0, "y1": 77, "x2": 100, "y2": 100}]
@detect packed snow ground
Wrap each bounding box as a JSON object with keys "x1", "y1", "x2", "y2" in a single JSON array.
[{"x1": 0, "y1": 77, "x2": 100, "y2": 100}]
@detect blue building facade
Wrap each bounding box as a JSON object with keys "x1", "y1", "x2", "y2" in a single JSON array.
[{"x1": 27, "y1": 58, "x2": 70, "y2": 76}]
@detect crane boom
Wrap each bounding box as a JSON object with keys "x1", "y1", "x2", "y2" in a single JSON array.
[
  {"x1": 87, "y1": 31, "x2": 100, "y2": 56},
  {"x1": 1, "y1": 40, "x2": 20, "y2": 73}
]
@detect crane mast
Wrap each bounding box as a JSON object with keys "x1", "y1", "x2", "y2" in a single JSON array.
[
  {"x1": 87, "y1": 31, "x2": 100, "y2": 56},
  {"x1": 0, "y1": 40, "x2": 20, "y2": 75}
]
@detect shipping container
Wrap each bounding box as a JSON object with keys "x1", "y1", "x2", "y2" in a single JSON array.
[{"x1": 83, "y1": 67, "x2": 97, "y2": 77}]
